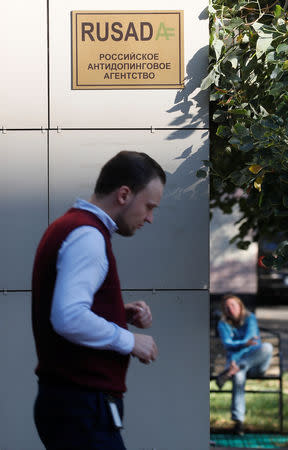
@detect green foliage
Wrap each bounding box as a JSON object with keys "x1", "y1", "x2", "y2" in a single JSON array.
[{"x1": 200, "y1": 0, "x2": 288, "y2": 265}]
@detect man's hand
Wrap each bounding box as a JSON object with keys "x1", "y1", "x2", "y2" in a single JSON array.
[
  {"x1": 131, "y1": 333, "x2": 158, "y2": 364},
  {"x1": 125, "y1": 301, "x2": 152, "y2": 329}
]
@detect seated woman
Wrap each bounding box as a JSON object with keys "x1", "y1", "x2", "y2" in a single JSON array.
[{"x1": 217, "y1": 294, "x2": 273, "y2": 435}]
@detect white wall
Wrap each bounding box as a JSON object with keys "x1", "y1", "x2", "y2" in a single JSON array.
[{"x1": 0, "y1": 1, "x2": 209, "y2": 449}]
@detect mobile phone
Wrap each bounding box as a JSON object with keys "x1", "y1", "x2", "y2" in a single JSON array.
[{"x1": 106, "y1": 397, "x2": 123, "y2": 429}]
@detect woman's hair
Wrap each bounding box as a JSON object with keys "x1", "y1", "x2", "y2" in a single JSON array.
[
  {"x1": 94, "y1": 151, "x2": 166, "y2": 196},
  {"x1": 220, "y1": 294, "x2": 249, "y2": 327}
]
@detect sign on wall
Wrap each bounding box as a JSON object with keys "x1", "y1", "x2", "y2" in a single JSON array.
[{"x1": 71, "y1": 11, "x2": 184, "y2": 89}]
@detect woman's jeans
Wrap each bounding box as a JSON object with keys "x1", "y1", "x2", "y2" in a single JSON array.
[{"x1": 231, "y1": 342, "x2": 273, "y2": 422}]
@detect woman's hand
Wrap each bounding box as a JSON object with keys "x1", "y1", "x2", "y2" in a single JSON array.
[
  {"x1": 245, "y1": 336, "x2": 259, "y2": 347},
  {"x1": 228, "y1": 360, "x2": 240, "y2": 376}
]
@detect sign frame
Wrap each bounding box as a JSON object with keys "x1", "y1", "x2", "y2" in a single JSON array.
[{"x1": 71, "y1": 10, "x2": 184, "y2": 90}]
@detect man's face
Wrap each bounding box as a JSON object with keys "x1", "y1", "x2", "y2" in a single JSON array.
[{"x1": 116, "y1": 177, "x2": 164, "y2": 237}]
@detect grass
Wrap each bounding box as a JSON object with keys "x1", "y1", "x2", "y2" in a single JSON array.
[{"x1": 210, "y1": 372, "x2": 288, "y2": 433}]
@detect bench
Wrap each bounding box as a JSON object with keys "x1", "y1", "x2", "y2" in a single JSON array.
[{"x1": 210, "y1": 326, "x2": 284, "y2": 432}]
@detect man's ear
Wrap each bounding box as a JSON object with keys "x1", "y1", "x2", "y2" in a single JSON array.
[{"x1": 117, "y1": 185, "x2": 132, "y2": 205}]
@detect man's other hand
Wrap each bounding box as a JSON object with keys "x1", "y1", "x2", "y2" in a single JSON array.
[
  {"x1": 131, "y1": 334, "x2": 158, "y2": 364},
  {"x1": 125, "y1": 301, "x2": 152, "y2": 328}
]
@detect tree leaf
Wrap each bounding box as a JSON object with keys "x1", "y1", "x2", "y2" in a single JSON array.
[
  {"x1": 260, "y1": 117, "x2": 280, "y2": 130},
  {"x1": 227, "y1": 55, "x2": 238, "y2": 69},
  {"x1": 276, "y1": 43, "x2": 288, "y2": 54},
  {"x1": 256, "y1": 34, "x2": 273, "y2": 59},
  {"x1": 274, "y1": 4, "x2": 282, "y2": 19},
  {"x1": 251, "y1": 123, "x2": 266, "y2": 139},
  {"x1": 236, "y1": 241, "x2": 251, "y2": 250},
  {"x1": 242, "y1": 34, "x2": 249, "y2": 44},
  {"x1": 213, "y1": 38, "x2": 223, "y2": 61},
  {"x1": 213, "y1": 177, "x2": 223, "y2": 191},
  {"x1": 270, "y1": 65, "x2": 281, "y2": 79},
  {"x1": 203, "y1": 160, "x2": 212, "y2": 168},
  {"x1": 196, "y1": 169, "x2": 207, "y2": 179},
  {"x1": 216, "y1": 125, "x2": 231, "y2": 138},
  {"x1": 229, "y1": 136, "x2": 241, "y2": 146},
  {"x1": 229, "y1": 108, "x2": 249, "y2": 116},
  {"x1": 269, "y1": 82, "x2": 285, "y2": 96},
  {"x1": 239, "y1": 139, "x2": 254, "y2": 152},
  {"x1": 233, "y1": 123, "x2": 250, "y2": 137},
  {"x1": 224, "y1": 17, "x2": 244, "y2": 31},
  {"x1": 260, "y1": 106, "x2": 269, "y2": 116},
  {"x1": 252, "y1": 22, "x2": 264, "y2": 33},
  {"x1": 213, "y1": 110, "x2": 227, "y2": 122},
  {"x1": 265, "y1": 51, "x2": 275, "y2": 62},
  {"x1": 249, "y1": 164, "x2": 262, "y2": 174},
  {"x1": 200, "y1": 69, "x2": 216, "y2": 90}
]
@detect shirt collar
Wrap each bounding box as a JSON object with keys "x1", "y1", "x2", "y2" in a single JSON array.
[{"x1": 73, "y1": 198, "x2": 118, "y2": 235}]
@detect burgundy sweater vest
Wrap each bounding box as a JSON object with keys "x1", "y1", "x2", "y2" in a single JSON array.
[{"x1": 32, "y1": 208, "x2": 130, "y2": 394}]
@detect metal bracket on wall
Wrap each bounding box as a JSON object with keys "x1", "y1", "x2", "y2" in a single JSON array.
[
  {"x1": 150, "y1": 125, "x2": 155, "y2": 133},
  {"x1": 57, "y1": 126, "x2": 61, "y2": 133},
  {"x1": 2, "y1": 289, "x2": 8, "y2": 295},
  {"x1": 1, "y1": 127, "x2": 7, "y2": 134},
  {"x1": 41, "y1": 127, "x2": 45, "y2": 134}
]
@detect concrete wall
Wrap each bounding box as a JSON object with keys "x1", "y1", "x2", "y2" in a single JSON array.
[{"x1": 0, "y1": 1, "x2": 209, "y2": 449}]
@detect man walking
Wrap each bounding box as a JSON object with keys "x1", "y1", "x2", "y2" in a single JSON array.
[{"x1": 32, "y1": 151, "x2": 166, "y2": 449}]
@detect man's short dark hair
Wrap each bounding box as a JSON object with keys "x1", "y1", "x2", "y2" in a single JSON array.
[{"x1": 94, "y1": 151, "x2": 166, "y2": 196}]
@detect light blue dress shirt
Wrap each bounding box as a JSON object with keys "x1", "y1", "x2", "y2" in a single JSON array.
[{"x1": 50, "y1": 198, "x2": 135, "y2": 355}]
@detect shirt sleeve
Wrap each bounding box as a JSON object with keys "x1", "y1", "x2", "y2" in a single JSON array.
[
  {"x1": 218, "y1": 320, "x2": 245, "y2": 351},
  {"x1": 218, "y1": 314, "x2": 260, "y2": 352},
  {"x1": 50, "y1": 226, "x2": 135, "y2": 354},
  {"x1": 243, "y1": 313, "x2": 261, "y2": 341}
]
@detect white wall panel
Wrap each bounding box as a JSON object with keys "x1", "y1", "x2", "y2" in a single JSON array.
[
  {"x1": 0, "y1": 292, "x2": 44, "y2": 450},
  {"x1": 49, "y1": 0, "x2": 208, "y2": 128},
  {"x1": 123, "y1": 290, "x2": 209, "y2": 450},
  {"x1": 0, "y1": 132, "x2": 48, "y2": 289},
  {"x1": 49, "y1": 129, "x2": 209, "y2": 289},
  {"x1": 0, "y1": 1, "x2": 48, "y2": 129}
]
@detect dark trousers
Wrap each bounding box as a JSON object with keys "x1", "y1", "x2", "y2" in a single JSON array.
[{"x1": 34, "y1": 382, "x2": 126, "y2": 450}]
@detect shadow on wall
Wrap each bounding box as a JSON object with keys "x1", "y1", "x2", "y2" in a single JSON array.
[
  {"x1": 166, "y1": 45, "x2": 209, "y2": 133},
  {"x1": 166, "y1": 6, "x2": 209, "y2": 132},
  {"x1": 161, "y1": 12, "x2": 209, "y2": 224},
  {"x1": 163, "y1": 139, "x2": 209, "y2": 203}
]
